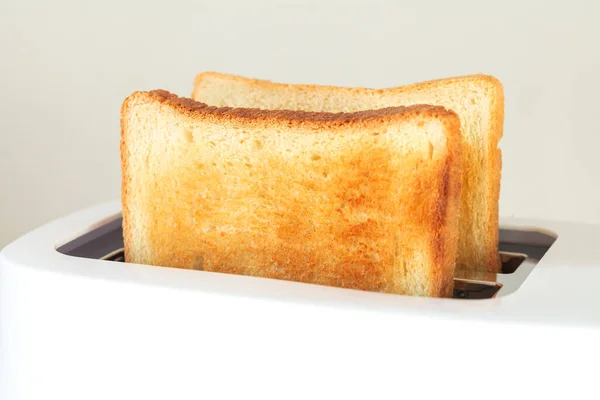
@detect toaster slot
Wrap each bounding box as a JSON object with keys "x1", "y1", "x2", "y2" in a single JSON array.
[
  {"x1": 499, "y1": 252, "x2": 527, "y2": 274},
  {"x1": 452, "y1": 280, "x2": 502, "y2": 299},
  {"x1": 101, "y1": 248, "x2": 125, "y2": 262},
  {"x1": 499, "y1": 228, "x2": 556, "y2": 262},
  {"x1": 56, "y1": 216, "x2": 123, "y2": 260},
  {"x1": 55, "y1": 215, "x2": 557, "y2": 300}
]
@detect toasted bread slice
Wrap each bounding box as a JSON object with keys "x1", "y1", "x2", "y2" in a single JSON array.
[
  {"x1": 192, "y1": 72, "x2": 504, "y2": 276},
  {"x1": 120, "y1": 90, "x2": 462, "y2": 297}
]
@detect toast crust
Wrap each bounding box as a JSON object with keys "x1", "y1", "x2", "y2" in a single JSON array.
[
  {"x1": 144, "y1": 89, "x2": 456, "y2": 127},
  {"x1": 121, "y1": 91, "x2": 462, "y2": 297},
  {"x1": 194, "y1": 71, "x2": 500, "y2": 100},
  {"x1": 193, "y1": 72, "x2": 503, "y2": 274}
]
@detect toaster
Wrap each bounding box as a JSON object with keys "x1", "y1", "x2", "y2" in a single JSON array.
[{"x1": 2, "y1": 200, "x2": 599, "y2": 399}]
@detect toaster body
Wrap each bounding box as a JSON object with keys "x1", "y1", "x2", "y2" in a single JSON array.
[{"x1": 2, "y1": 200, "x2": 599, "y2": 399}]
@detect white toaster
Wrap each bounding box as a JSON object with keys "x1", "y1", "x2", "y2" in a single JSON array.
[{"x1": 2, "y1": 200, "x2": 599, "y2": 399}]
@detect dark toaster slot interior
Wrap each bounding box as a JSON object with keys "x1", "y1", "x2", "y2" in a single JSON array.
[{"x1": 453, "y1": 280, "x2": 502, "y2": 299}]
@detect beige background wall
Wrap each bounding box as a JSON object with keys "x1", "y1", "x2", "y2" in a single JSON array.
[{"x1": 1, "y1": 0, "x2": 599, "y2": 246}]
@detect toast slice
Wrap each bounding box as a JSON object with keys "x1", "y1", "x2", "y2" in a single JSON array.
[
  {"x1": 120, "y1": 90, "x2": 462, "y2": 298},
  {"x1": 192, "y1": 72, "x2": 504, "y2": 277}
]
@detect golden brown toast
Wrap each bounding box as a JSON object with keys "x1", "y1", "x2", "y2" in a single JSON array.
[
  {"x1": 192, "y1": 72, "x2": 504, "y2": 277},
  {"x1": 120, "y1": 90, "x2": 463, "y2": 297}
]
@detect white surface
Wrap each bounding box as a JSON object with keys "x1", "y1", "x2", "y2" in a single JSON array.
[
  {"x1": 1, "y1": 0, "x2": 600, "y2": 247},
  {"x1": 2, "y1": 201, "x2": 600, "y2": 399}
]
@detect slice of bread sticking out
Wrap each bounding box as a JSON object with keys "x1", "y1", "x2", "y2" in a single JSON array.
[
  {"x1": 192, "y1": 72, "x2": 503, "y2": 278},
  {"x1": 120, "y1": 90, "x2": 462, "y2": 298}
]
